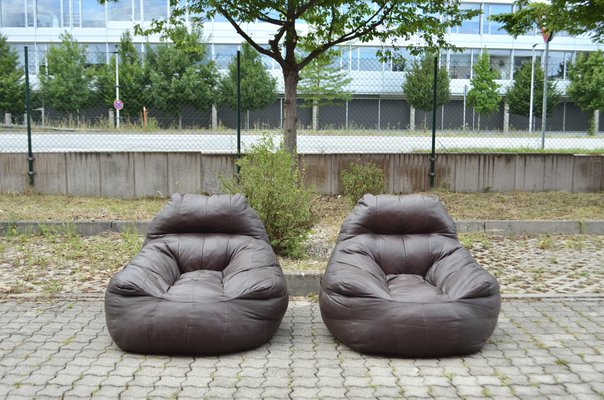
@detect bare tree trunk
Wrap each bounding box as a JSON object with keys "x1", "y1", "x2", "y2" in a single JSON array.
[
  {"x1": 283, "y1": 68, "x2": 299, "y2": 152},
  {"x1": 312, "y1": 101, "x2": 319, "y2": 131},
  {"x1": 477, "y1": 113, "x2": 481, "y2": 133}
]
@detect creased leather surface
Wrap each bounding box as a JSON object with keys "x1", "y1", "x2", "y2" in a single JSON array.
[
  {"x1": 319, "y1": 194, "x2": 501, "y2": 357},
  {"x1": 105, "y1": 193, "x2": 288, "y2": 355}
]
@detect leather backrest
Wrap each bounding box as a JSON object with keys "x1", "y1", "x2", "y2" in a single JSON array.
[
  {"x1": 338, "y1": 194, "x2": 457, "y2": 241},
  {"x1": 145, "y1": 193, "x2": 270, "y2": 243}
]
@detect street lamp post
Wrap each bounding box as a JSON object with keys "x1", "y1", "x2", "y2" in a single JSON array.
[
  {"x1": 529, "y1": 43, "x2": 538, "y2": 133},
  {"x1": 540, "y1": 29, "x2": 554, "y2": 149},
  {"x1": 114, "y1": 46, "x2": 120, "y2": 129}
]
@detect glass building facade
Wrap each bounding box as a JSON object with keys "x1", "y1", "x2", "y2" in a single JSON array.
[{"x1": 0, "y1": 0, "x2": 601, "y2": 91}]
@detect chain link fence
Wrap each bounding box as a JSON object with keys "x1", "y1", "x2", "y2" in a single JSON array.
[{"x1": 1, "y1": 45, "x2": 603, "y2": 154}]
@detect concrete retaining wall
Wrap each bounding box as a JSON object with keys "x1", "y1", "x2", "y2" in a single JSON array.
[{"x1": 1, "y1": 152, "x2": 602, "y2": 197}]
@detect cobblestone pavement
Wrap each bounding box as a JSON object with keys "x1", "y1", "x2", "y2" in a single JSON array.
[{"x1": 0, "y1": 298, "x2": 602, "y2": 399}]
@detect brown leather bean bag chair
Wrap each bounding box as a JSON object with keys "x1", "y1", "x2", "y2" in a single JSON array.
[
  {"x1": 105, "y1": 193, "x2": 288, "y2": 355},
  {"x1": 320, "y1": 194, "x2": 500, "y2": 357}
]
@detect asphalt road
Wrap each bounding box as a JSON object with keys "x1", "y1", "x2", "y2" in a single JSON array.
[{"x1": 1, "y1": 132, "x2": 603, "y2": 153}]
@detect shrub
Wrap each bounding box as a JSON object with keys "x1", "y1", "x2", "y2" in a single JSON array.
[
  {"x1": 222, "y1": 135, "x2": 314, "y2": 258},
  {"x1": 341, "y1": 162, "x2": 385, "y2": 205}
]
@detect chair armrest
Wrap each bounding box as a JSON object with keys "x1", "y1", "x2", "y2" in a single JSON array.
[
  {"x1": 321, "y1": 240, "x2": 390, "y2": 299},
  {"x1": 223, "y1": 238, "x2": 287, "y2": 299},
  {"x1": 107, "y1": 242, "x2": 180, "y2": 298},
  {"x1": 426, "y1": 247, "x2": 500, "y2": 300}
]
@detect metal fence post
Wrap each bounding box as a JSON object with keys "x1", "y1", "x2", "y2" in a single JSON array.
[
  {"x1": 24, "y1": 46, "x2": 34, "y2": 186},
  {"x1": 429, "y1": 55, "x2": 438, "y2": 189},
  {"x1": 236, "y1": 47, "x2": 241, "y2": 175}
]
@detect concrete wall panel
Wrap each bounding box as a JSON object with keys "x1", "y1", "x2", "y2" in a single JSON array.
[
  {"x1": 300, "y1": 154, "x2": 333, "y2": 194},
  {"x1": 572, "y1": 155, "x2": 603, "y2": 192},
  {"x1": 66, "y1": 153, "x2": 101, "y2": 196},
  {"x1": 1, "y1": 152, "x2": 601, "y2": 197},
  {"x1": 34, "y1": 153, "x2": 67, "y2": 194},
  {"x1": 100, "y1": 153, "x2": 135, "y2": 198},
  {"x1": 516, "y1": 155, "x2": 545, "y2": 191},
  {"x1": 200, "y1": 155, "x2": 235, "y2": 194},
  {"x1": 168, "y1": 153, "x2": 202, "y2": 194},
  {"x1": 133, "y1": 153, "x2": 169, "y2": 197},
  {"x1": 453, "y1": 154, "x2": 480, "y2": 192},
  {"x1": 544, "y1": 154, "x2": 573, "y2": 191},
  {"x1": 1, "y1": 153, "x2": 28, "y2": 192},
  {"x1": 393, "y1": 154, "x2": 429, "y2": 193},
  {"x1": 491, "y1": 154, "x2": 516, "y2": 191}
]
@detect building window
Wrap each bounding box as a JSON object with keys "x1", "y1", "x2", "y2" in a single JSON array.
[
  {"x1": 453, "y1": 3, "x2": 480, "y2": 34},
  {"x1": 340, "y1": 46, "x2": 351, "y2": 71},
  {"x1": 81, "y1": 0, "x2": 104, "y2": 27},
  {"x1": 1, "y1": 0, "x2": 25, "y2": 27},
  {"x1": 213, "y1": 44, "x2": 238, "y2": 68},
  {"x1": 450, "y1": 49, "x2": 473, "y2": 79},
  {"x1": 547, "y1": 51, "x2": 567, "y2": 79},
  {"x1": 483, "y1": 4, "x2": 512, "y2": 35},
  {"x1": 82, "y1": 43, "x2": 107, "y2": 64},
  {"x1": 143, "y1": 0, "x2": 167, "y2": 21},
  {"x1": 512, "y1": 49, "x2": 541, "y2": 78},
  {"x1": 36, "y1": 0, "x2": 61, "y2": 27},
  {"x1": 358, "y1": 47, "x2": 382, "y2": 71},
  {"x1": 389, "y1": 48, "x2": 412, "y2": 72},
  {"x1": 108, "y1": 0, "x2": 132, "y2": 21},
  {"x1": 488, "y1": 49, "x2": 511, "y2": 79}
]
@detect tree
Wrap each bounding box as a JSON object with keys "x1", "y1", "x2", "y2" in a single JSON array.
[
  {"x1": 144, "y1": 27, "x2": 218, "y2": 129},
  {"x1": 467, "y1": 51, "x2": 501, "y2": 132},
  {"x1": 490, "y1": 0, "x2": 604, "y2": 43},
  {"x1": 0, "y1": 35, "x2": 25, "y2": 122},
  {"x1": 298, "y1": 50, "x2": 352, "y2": 131},
  {"x1": 218, "y1": 42, "x2": 277, "y2": 129},
  {"x1": 135, "y1": 1, "x2": 481, "y2": 151},
  {"x1": 402, "y1": 54, "x2": 450, "y2": 130},
  {"x1": 506, "y1": 63, "x2": 560, "y2": 121},
  {"x1": 39, "y1": 33, "x2": 94, "y2": 125},
  {"x1": 95, "y1": 32, "x2": 148, "y2": 118},
  {"x1": 567, "y1": 51, "x2": 604, "y2": 135}
]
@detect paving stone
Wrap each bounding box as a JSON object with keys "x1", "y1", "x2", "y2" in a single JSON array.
[
  {"x1": 100, "y1": 374, "x2": 133, "y2": 387},
  {"x1": 63, "y1": 384, "x2": 98, "y2": 398},
  {"x1": 146, "y1": 386, "x2": 180, "y2": 398},
  {"x1": 0, "y1": 299, "x2": 603, "y2": 400},
  {"x1": 233, "y1": 386, "x2": 264, "y2": 399}
]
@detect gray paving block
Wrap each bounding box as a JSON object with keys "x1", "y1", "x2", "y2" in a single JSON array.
[{"x1": 0, "y1": 299, "x2": 603, "y2": 400}]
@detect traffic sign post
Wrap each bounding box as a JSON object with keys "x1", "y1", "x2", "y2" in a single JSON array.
[{"x1": 113, "y1": 99, "x2": 123, "y2": 129}]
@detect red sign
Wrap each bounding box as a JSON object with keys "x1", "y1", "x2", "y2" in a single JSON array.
[
  {"x1": 113, "y1": 99, "x2": 124, "y2": 110},
  {"x1": 540, "y1": 26, "x2": 554, "y2": 43}
]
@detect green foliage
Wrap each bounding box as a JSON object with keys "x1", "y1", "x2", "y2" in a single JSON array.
[
  {"x1": 341, "y1": 162, "x2": 385, "y2": 206},
  {"x1": 145, "y1": 27, "x2": 218, "y2": 128},
  {"x1": 136, "y1": 1, "x2": 481, "y2": 151},
  {"x1": 467, "y1": 51, "x2": 501, "y2": 131},
  {"x1": 403, "y1": 55, "x2": 451, "y2": 112},
  {"x1": 218, "y1": 42, "x2": 277, "y2": 112},
  {"x1": 567, "y1": 50, "x2": 604, "y2": 134},
  {"x1": 95, "y1": 32, "x2": 147, "y2": 117},
  {"x1": 299, "y1": 50, "x2": 353, "y2": 107},
  {"x1": 0, "y1": 34, "x2": 25, "y2": 116},
  {"x1": 222, "y1": 135, "x2": 314, "y2": 258},
  {"x1": 490, "y1": 0, "x2": 604, "y2": 43},
  {"x1": 298, "y1": 50, "x2": 352, "y2": 130},
  {"x1": 38, "y1": 33, "x2": 94, "y2": 116},
  {"x1": 506, "y1": 63, "x2": 561, "y2": 119}
]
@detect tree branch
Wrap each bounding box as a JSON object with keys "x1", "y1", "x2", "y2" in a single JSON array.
[
  {"x1": 299, "y1": 3, "x2": 394, "y2": 69},
  {"x1": 215, "y1": 5, "x2": 284, "y2": 66}
]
